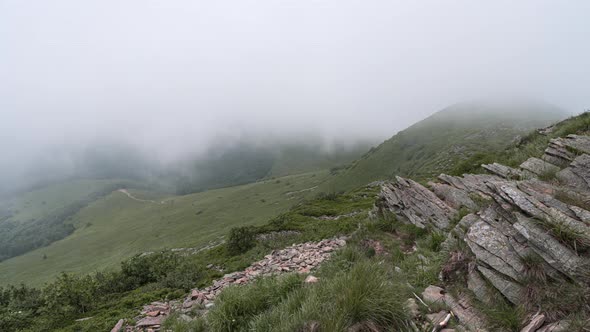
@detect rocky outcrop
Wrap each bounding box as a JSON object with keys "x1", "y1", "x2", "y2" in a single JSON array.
[
  {"x1": 377, "y1": 133, "x2": 590, "y2": 331},
  {"x1": 520, "y1": 157, "x2": 559, "y2": 177},
  {"x1": 377, "y1": 177, "x2": 456, "y2": 230},
  {"x1": 421, "y1": 285, "x2": 488, "y2": 331}
]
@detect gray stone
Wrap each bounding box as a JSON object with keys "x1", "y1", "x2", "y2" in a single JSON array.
[
  {"x1": 520, "y1": 313, "x2": 545, "y2": 332},
  {"x1": 519, "y1": 157, "x2": 560, "y2": 176},
  {"x1": 477, "y1": 265, "x2": 522, "y2": 305},
  {"x1": 536, "y1": 320, "x2": 570, "y2": 332},
  {"x1": 429, "y1": 182, "x2": 478, "y2": 210},
  {"x1": 482, "y1": 163, "x2": 523, "y2": 180},
  {"x1": 514, "y1": 213, "x2": 590, "y2": 281},
  {"x1": 465, "y1": 219, "x2": 524, "y2": 281},
  {"x1": 443, "y1": 293, "x2": 488, "y2": 331},
  {"x1": 422, "y1": 285, "x2": 445, "y2": 303},
  {"x1": 378, "y1": 177, "x2": 456, "y2": 230},
  {"x1": 467, "y1": 268, "x2": 495, "y2": 305}
]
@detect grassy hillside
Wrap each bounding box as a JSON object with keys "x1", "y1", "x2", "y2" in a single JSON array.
[
  {"x1": 451, "y1": 111, "x2": 590, "y2": 174},
  {"x1": 0, "y1": 179, "x2": 122, "y2": 223},
  {"x1": 0, "y1": 180, "x2": 130, "y2": 261},
  {"x1": 0, "y1": 171, "x2": 329, "y2": 286},
  {"x1": 323, "y1": 101, "x2": 568, "y2": 192}
]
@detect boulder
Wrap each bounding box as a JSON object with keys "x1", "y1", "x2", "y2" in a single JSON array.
[
  {"x1": 429, "y1": 182, "x2": 478, "y2": 210},
  {"x1": 514, "y1": 213, "x2": 590, "y2": 281},
  {"x1": 422, "y1": 285, "x2": 445, "y2": 303},
  {"x1": 378, "y1": 177, "x2": 456, "y2": 230},
  {"x1": 519, "y1": 157, "x2": 560, "y2": 176},
  {"x1": 465, "y1": 219, "x2": 525, "y2": 281},
  {"x1": 477, "y1": 265, "x2": 522, "y2": 305},
  {"x1": 482, "y1": 163, "x2": 523, "y2": 180}
]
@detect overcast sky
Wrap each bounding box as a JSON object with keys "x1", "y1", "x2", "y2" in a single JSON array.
[{"x1": 1, "y1": 0, "x2": 590, "y2": 165}]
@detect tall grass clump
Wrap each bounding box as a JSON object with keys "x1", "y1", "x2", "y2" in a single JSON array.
[
  {"x1": 249, "y1": 260, "x2": 410, "y2": 332},
  {"x1": 162, "y1": 313, "x2": 208, "y2": 332},
  {"x1": 207, "y1": 273, "x2": 303, "y2": 331}
]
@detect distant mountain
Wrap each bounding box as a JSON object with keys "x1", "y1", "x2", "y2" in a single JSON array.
[
  {"x1": 322, "y1": 100, "x2": 569, "y2": 192},
  {"x1": 169, "y1": 141, "x2": 371, "y2": 194}
]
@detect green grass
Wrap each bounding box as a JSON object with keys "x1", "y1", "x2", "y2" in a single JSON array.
[
  {"x1": 0, "y1": 179, "x2": 122, "y2": 223},
  {"x1": 451, "y1": 111, "x2": 590, "y2": 175},
  {"x1": 323, "y1": 102, "x2": 566, "y2": 192},
  {"x1": 0, "y1": 171, "x2": 329, "y2": 286}
]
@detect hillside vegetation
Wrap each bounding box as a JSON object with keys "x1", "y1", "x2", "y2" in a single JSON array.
[
  {"x1": 323, "y1": 101, "x2": 567, "y2": 192},
  {"x1": 0, "y1": 180, "x2": 129, "y2": 262},
  {"x1": 0, "y1": 171, "x2": 329, "y2": 286},
  {"x1": 2, "y1": 106, "x2": 586, "y2": 332}
]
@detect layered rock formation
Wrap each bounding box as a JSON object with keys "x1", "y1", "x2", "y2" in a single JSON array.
[{"x1": 376, "y1": 134, "x2": 590, "y2": 331}]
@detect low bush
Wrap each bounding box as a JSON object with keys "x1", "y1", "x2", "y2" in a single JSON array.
[{"x1": 226, "y1": 226, "x2": 257, "y2": 255}]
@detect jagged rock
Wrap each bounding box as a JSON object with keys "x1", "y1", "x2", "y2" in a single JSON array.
[
  {"x1": 467, "y1": 267, "x2": 495, "y2": 305},
  {"x1": 442, "y1": 213, "x2": 481, "y2": 252},
  {"x1": 379, "y1": 177, "x2": 456, "y2": 229},
  {"x1": 111, "y1": 319, "x2": 124, "y2": 332},
  {"x1": 443, "y1": 293, "x2": 488, "y2": 331},
  {"x1": 438, "y1": 173, "x2": 507, "y2": 202},
  {"x1": 514, "y1": 213, "x2": 590, "y2": 281},
  {"x1": 536, "y1": 320, "x2": 570, "y2": 332},
  {"x1": 482, "y1": 163, "x2": 523, "y2": 180},
  {"x1": 422, "y1": 285, "x2": 445, "y2": 303},
  {"x1": 429, "y1": 182, "x2": 478, "y2": 210},
  {"x1": 477, "y1": 265, "x2": 522, "y2": 305},
  {"x1": 558, "y1": 154, "x2": 590, "y2": 191},
  {"x1": 563, "y1": 134, "x2": 590, "y2": 154},
  {"x1": 543, "y1": 138, "x2": 576, "y2": 167},
  {"x1": 520, "y1": 157, "x2": 560, "y2": 177},
  {"x1": 465, "y1": 218, "x2": 525, "y2": 281},
  {"x1": 520, "y1": 313, "x2": 545, "y2": 332}
]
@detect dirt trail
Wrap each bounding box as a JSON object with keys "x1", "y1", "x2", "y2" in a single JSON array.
[{"x1": 117, "y1": 189, "x2": 165, "y2": 204}]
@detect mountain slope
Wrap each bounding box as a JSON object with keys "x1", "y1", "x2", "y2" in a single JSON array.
[
  {"x1": 323, "y1": 101, "x2": 568, "y2": 192},
  {"x1": 0, "y1": 171, "x2": 328, "y2": 286}
]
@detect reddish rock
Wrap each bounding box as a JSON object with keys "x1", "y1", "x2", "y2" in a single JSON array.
[
  {"x1": 146, "y1": 310, "x2": 160, "y2": 317},
  {"x1": 136, "y1": 316, "x2": 164, "y2": 327}
]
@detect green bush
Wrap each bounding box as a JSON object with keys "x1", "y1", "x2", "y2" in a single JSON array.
[{"x1": 226, "y1": 226, "x2": 257, "y2": 255}]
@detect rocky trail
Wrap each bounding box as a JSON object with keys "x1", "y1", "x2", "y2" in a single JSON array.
[
  {"x1": 113, "y1": 237, "x2": 346, "y2": 332},
  {"x1": 117, "y1": 189, "x2": 166, "y2": 204},
  {"x1": 377, "y1": 134, "x2": 590, "y2": 332}
]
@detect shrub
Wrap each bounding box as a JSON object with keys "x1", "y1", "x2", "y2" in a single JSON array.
[{"x1": 226, "y1": 226, "x2": 257, "y2": 255}]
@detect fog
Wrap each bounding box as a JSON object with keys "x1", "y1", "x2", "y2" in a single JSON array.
[{"x1": 1, "y1": 0, "x2": 589, "y2": 192}]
